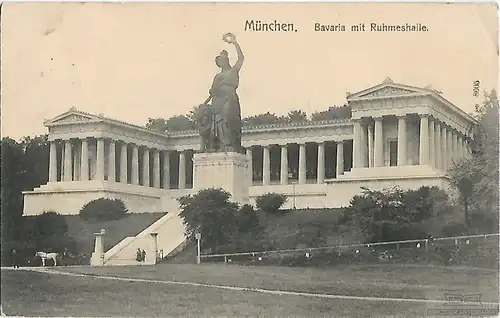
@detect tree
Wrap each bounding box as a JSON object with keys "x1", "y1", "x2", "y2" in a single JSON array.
[
  {"x1": 311, "y1": 105, "x2": 352, "y2": 121},
  {"x1": 178, "y1": 188, "x2": 240, "y2": 252},
  {"x1": 286, "y1": 110, "x2": 308, "y2": 123},
  {"x1": 242, "y1": 112, "x2": 286, "y2": 127},
  {"x1": 146, "y1": 115, "x2": 195, "y2": 132},
  {"x1": 447, "y1": 90, "x2": 499, "y2": 232},
  {"x1": 146, "y1": 118, "x2": 168, "y2": 132}
]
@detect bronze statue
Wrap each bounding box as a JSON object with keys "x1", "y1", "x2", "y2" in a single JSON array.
[{"x1": 196, "y1": 33, "x2": 244, "y2": 153}]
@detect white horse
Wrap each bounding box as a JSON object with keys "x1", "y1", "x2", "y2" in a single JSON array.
[{"x1": 34, "y1": 251, "x2": 59, "y2": 267}]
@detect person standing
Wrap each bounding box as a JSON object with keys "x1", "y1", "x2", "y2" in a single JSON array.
[
  {"x1": 136, "y1": 248, "x2": 142, "y2": 262},
  {"x1": 141, "y1": 249, "x2": 146, "y2": 263}
]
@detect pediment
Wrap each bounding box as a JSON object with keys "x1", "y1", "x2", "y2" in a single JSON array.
[
  {"x1": 55, "y1": 114, "x2": 95, "y2": 123},
  {"x1": 347, "y1": 82, "x2": 430, "y2": 100},
  {"x1": 44, "y1": 109, "x2": 101, "y2": 126}
]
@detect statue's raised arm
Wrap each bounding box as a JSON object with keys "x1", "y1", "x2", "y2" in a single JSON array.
[{"x1": 223, "y1": 33, "x2": 244, "y2": 72}]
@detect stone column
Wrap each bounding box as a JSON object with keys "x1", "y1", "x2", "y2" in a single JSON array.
[
  {"x1": 81, "y1": 138, "x2": 89, "y2": 181},
  {"x1": 120, "y1": 142, "x2": 128, "y2": 183},
  {"x1": 317, "y1": 142, "x2": 325, "y2": 184},
  {"x1": 360, "y1": 123, "x2": 367, "y2": 167},
  {"x1": 435, "y1": 121, "x2": 442, "y2": 169},
  {"x1": 142, "y1": 148, "x2": 150, "y2": 187},
  {"x1": 63, "y1": 139, "x2": 73, "y2": 181},
  {"x1": 336, "y1": 141, "x2": 344, "y2": 177},
  {"x1": 162, "y1": 151, "x2": 170, "y2": 189},
  {"x1": 96, "y1": 138, "x2": 105, "y2": 180},
  {"x1": 397, "y1": 115, "x2": 407, "y2": 166},
  {"x1": 298, "y1": 143, "x2": 306, "y2": 184},
  {"x1": 153, "y1": 150, "x2": 160, "y2": 188},
  {"x1": 352, "y1": 119, "x2": 362, "y2": 169},
  {"x1": 178, "y1": 151, "x2": 186, "y2": 189},
  {"x1": 457, "y1": 135, "x2": 464, "y2": 161},
  {"x1": 262, "y1": 145, "x2": 271, "y2": 186},
  {"x1": 246, "y1": 147, "x2": 253, "y2": 186},
  {"x1": 419, "y1": 115, "x2": 429, "y2": 165},
  {"x1": 108, "y1": 139, "x2": 116, "y2": 182},
  {"x1": 374, "y1": 116, "x2": 384, "y2": 167},
  {"x1": 367, "y1": 124, "x2": 374, "y2": 167},
  {"x1": 131, "y1": 144, "x2": 139, "y2": 185},
  {"x1": 429, "y1": 118, "x2": 435, "y2": 168},
  {"x1": 280, "y1": 144, "x2": 288, "y2": 185},
  {"x1": 441, "y1": 126, "x2": 448, "y2": 170},
  {"x1": 49, "y1": 141, "x2": 58, "y2": 182},
  {"x1": 447, "y1": 129, "x2": 453, "y2": 167}
]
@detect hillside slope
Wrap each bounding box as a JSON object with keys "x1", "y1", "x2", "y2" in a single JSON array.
[{"x1": 22, "y1": 213, "x2": 167, "y2": 254}]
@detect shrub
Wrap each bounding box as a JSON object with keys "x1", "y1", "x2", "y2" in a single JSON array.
[
  {"x1": 255, "y1": 193, "x2": 288, "y2": 214},
  {"x1": 79, "y1": 198, "x2": 129, "y2": 221}
]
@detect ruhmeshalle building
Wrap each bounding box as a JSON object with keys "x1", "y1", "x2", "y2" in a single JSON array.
[{"x1": 22, "y1": 78, "x2": 475, "y2": 265}]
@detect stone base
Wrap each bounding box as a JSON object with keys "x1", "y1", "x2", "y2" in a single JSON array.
[
  {"x1": 192, "y1": 152, "x2": 249, "y2": 205},
  {"x1": 90, "y1": 252, "x2": 104, "y2": 266}
]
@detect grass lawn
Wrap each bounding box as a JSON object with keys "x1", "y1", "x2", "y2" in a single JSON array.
[{"x1": 2, "y1": 263, "x2": 498, "y2": 317}]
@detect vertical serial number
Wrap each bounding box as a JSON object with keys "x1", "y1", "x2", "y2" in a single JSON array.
[{"x1": 473, "y1": 80, "x2": 480, "y2": 97}]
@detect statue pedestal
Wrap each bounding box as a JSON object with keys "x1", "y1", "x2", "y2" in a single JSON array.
[{"x1": 193, "y1": 152, "x2": 249, "y2": 206}]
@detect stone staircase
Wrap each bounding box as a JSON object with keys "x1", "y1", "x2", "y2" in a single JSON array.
[{"x1": 103, "y1": 209, "x2": 187, "y2": 266}]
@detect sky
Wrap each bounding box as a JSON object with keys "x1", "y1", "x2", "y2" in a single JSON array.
[{"x1": 1, "y1": 2, "x2": 498, "y2": 140}]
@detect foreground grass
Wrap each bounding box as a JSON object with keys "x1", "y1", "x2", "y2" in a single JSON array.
[{"x1": 2, "y1": 264, "x2": 498, "y2": 317}]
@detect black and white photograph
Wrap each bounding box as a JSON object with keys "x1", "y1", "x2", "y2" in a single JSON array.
[{"x1": 1, "y1": 2, "x2": 499, "y2": 317}]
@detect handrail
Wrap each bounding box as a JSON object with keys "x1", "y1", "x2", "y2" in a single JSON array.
[{"x1": 200, "y1": 233, "x2": 499, "y2": 259}]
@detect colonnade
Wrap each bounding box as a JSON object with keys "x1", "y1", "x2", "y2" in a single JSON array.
[
  {"x1": 49, "y1": 137, "x2": 354, "y2": 189},
  {"x1": 352, "y1": 114, "x2": 470, "y2": 170},
  {"x1": 246, "y1": 140, "x2": 351, "y2": 186},
  {"x1": 48, "y1": 137, "x2": 193, "y2": 189}
]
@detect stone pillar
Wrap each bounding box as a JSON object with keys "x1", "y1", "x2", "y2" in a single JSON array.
[
  {"x1": 435, "y1": 121, "x2": 442, "y2": 169},
  {"x1": 63, "y1": 139, "x2": 73, "y2": 181},
  {"x1": 131, "y1": 145, "x2": 139, "y2": 185},
  {"x1": 441, "y1": 126, "x2": 448, "y2": 170},
  {"x1": 120, "y1": 142, "x2": 128, "y2": 183},
  {"x1": 80, "y1": 138, "x2": 89, "y2": 181},
  {"x1": 447, "y1": 129, "x2": 453, "y2": 167},
  {"x1": 90, "y1": 230, "x2": 105, "y2": 266},
  {"x1": 298, "y1": 143, "x2": 306, "y2": 184},
  {"x1": 317, "y1": 142, "x2": 325, "y2": 184},
  {"x1": 147, "y1": 232, "x2": 159, "y2": 264},
  {"x1": 419, "y1": 115, "x2": 429, "y2": 165},
  {"x1": 336, "y1": 141, "x2": 344, "y2": 177},
  {"x1": 246, "y1": 147, "x2": 253, "y2": 186},
  {"x1": 153, "y1": 150, "x2": 160, "y2": 188},
  {"x1": 352, "y1": 119, "x2": 362, "y2": 169},
  {"x1": 367, "y1": 124, "x2": 374, "y2": 167},
  {"x1": 108, "y1": 139, "x2": 116, "y2": 182},
  {"x1": 96, "y1": 138, "x2": 105, "y2": 180},
  {"x1": 178, "y1": 151, "x2": 186, "y2": 189},
  {"x1": 280, "y1": 144, "x2": 288, "y2": 185},
  {"x1": 374, "y1": 116, "x2": 384, "y2": 167},
  {"x1": 262, "y1": 145, "x2": 271, "y2": 186},
  {"x1": 360, "y1": 123, "x2": 367, "y2": 167},
  {"x1": 142, "y1": 148, "x2": 150, "y2": 187},
  {"x1": 49, "y1": 141, "x2": 58, "y2": 182},
  {"x1": 162, "y1": 151, "x2": 170, "y2": 189},
  {"x1": 457, "y1": 135, "x2": 463, "y2": 161},
  {"x1": 428, "y1": 118, "x2": 435, "y2": 168},
  {"x1": 397, "y1": 115, "x2": 407, "y2": 166}
]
